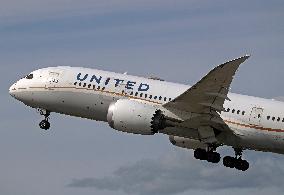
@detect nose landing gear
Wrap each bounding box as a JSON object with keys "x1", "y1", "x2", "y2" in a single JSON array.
[{"x1": 38, "y1": 109, "x2": 51, "y2": 130}]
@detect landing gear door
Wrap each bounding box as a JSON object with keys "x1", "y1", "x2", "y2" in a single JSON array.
[{"x1": 249, "y1": 107, "x2": 264, "y2": 126}]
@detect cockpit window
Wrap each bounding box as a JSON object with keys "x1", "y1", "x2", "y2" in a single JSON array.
[{"x1": 26, "y1": 74, "x2": 33, "y2": 79}]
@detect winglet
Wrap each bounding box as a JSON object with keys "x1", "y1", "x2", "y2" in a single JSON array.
[
  {"x1": 221, "y1": 54, "x2": 250, "y2": 66},
  {"x1": 240, "y1": 54, "x2": 250, "y2": 61},
  {"x1": 237, "y1": 54, "x2": 250, "y2": 59}
]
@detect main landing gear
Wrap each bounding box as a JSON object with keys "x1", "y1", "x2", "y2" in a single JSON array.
[
  {"x1": 223, "y1": 148, "x2": 249, "y2": 171},
  {"x1": 38, "y1": 109, "x2": 51, "y2": 130},
  {"x1": 194, "y1": 147, "x2": 249, "y2": 171},
  {"x1": 194, "y1": 146, "x2": 221, "y2": 164}
]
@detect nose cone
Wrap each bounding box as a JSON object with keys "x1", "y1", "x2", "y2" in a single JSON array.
[
  {"x1": 9, "y1": 80, "x2": 35, "y2": 106},
  {"x1": 9, "y1": 83, "x2": 17, "y2": 97}
]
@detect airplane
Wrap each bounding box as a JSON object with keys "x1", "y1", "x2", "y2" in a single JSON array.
[{"x1": 9, "y1": 55, "x2": 284, "y2": 171}]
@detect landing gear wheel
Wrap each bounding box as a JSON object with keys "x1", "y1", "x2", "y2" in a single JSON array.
[
  {"x1": 235, "y1": 159, "x2": 249, "y2": 171},
  {"x1": 234, "y1": 158, "x2": 243, "y2": 170},
  {"x1": 223, "y1": 148, "x2": 250, "y2": 171},
  {"x1": 194, "y1": 148, "x2": 220, "y2": 163},
  {"x1": 223, "y1": 156, "x2": 235, "y2": 168},
  {"x1": 207, "y1": 152, "x2": 221, "y2": 163},
  {"x1": 241, "y1": 160, "x2": 249, "y2": 171},
  {"x1": 39, "y1": 120, "x2": 50, "y2": 130},
  {"x1": 194, "y1": 148, "x2": 207, "y2": 160}
]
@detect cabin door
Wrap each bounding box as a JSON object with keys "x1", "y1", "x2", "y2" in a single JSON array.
[
  {"x1": 46, "y1": 71, "x2": 61, "y2": 89},
  {"x1": 249, "y1": 107, "x2": 264, "y2": 126}
]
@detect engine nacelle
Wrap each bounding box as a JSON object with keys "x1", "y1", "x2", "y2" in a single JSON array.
[
  {"x1": 169, "y1": 135, "x2": 207, "y2": 150},
  {"x1": 107, "y1": 99, "x2": 167, "y2": 135}
]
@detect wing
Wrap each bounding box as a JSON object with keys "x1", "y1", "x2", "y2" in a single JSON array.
[
  {"x1": 164, "y1": 55, "x2": 249, "y2": 114},
  {"x1": 163, "y1": 55, "x2": 250, "y2": 136}
]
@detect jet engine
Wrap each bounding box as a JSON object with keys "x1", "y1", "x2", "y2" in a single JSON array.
[
  {"x1": 107, "y1": 99, "x2": 169, "y2": 135},
  {"x1": 169, "y1": 135, "x2": 207, "y2": 150}
]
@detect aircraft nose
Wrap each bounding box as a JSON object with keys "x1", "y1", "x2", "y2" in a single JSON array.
[{"x1": 9, "y1": 83, "x2": 17, "y2": 97}]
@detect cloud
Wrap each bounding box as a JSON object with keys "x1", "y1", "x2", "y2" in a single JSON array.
[{"x1": 68, "y1": 150, "x2": 284, "y2": 195}]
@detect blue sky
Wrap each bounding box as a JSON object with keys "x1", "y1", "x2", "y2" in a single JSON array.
[{"x1": 1, "y1": 1, "x2": 284, "y2": 195}]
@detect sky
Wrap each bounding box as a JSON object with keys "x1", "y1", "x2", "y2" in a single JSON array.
[{"x1": 1, "y1": 0, "x2": 284, "y2": 195}]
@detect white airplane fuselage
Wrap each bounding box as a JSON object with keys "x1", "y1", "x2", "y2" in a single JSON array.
[{"x1": 9, "y1": 66, "x2": 284, "y2": 155}]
